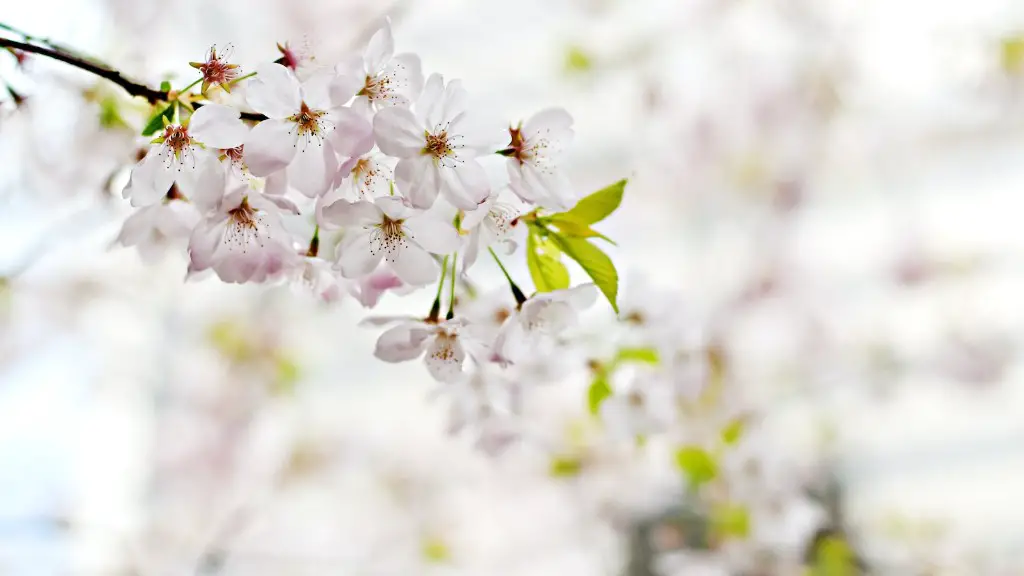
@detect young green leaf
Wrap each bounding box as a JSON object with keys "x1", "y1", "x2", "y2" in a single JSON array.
[
  {"x1": 159, "y1": 80, "x2": 172, "y2": 92},
  {"x1": 526, "y1": 232, "x2": 570, "y2": 292},
  {"x1": 711, "y1": 503, "x2": 751, "y2": 540},
  {"x1": 547, "y1": 216, "x2": 615, "y2": 244},
  {"x1": 142, "y1": 103, "x2": 175, "y2": 136},
  {"x1": 549, "y1": 455, "x2": 584, "y2": 477},
  {"x1": 614, "y1": 346, "x2": 660, "y2": 366},
  {"x1": 674, "y1": 445, "x2": 717, "y2": 487},
  {"x1": 553, "y1": 179, "x2": 626, "y2": 225},
  {"x1": 720, "y1": 416, "x2": 746, "y2": 446},
  {"x1": 587, "y1": 376, "x2": 613, "y2": 415},
  {"x1": 550, "y1": 234, "x2": 619, "y2": 313}
]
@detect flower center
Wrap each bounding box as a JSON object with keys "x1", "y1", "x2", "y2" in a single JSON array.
[
  {"x1": 161, "y1": 125, "x2": 192, "y2": 161},
  {"x1": 369, "y1": 214, "x2": 407, "y2": 259},
  {"x1": 359, "y1": 73, "x2": 391, "y2": 101},
  {"x1": 288, "y1": 102, "x2": 331, "y2": 146},
  {"x1": 191, "y1": 45, "x2": 239, "y2": 91},
  {"x1": 423, "y1": 130, "x2": 454, "y2": 159},
  {"x1": 487, "y1": 204, "x2": 518, "y2": 235},
  {"x1": 225, "y1": 197, "x2": 268, "y2": 252}
]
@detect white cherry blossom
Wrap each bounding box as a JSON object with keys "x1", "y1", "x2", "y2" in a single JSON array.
[
  {"x1": 187, "y1": 187, "x2": 297, "y2": 283},
  {"x1": 372, "y1": 317, "x2": 488, "y2": 383},
  {"x1": 503, "y1": 108, "x2": 576, "y2": 211},
  {"x1": 460, "y1": 190, "x2": 522, "y2": 271},
  {"x1": 349, "y1": 19, "x2": 423, "y2": 115},
  {"x1": 332, "y1": 147, "x2": 394, "y2": 201},
  {"x1": 373, "y1": 73, "x2": 495, "y2": 210},
  {"x1": 494, "y1": 283, "x2": 597, "y2": 364},
  {"x1": 348, "y1": 267, "x2": 414, "y2": 308},
  {"x1": 116, "y1": 187, "x2": 200, "y2": 261},
  {"x1": 124, "y1": 103, "x2": 248, "y2": 208},
  {"x1": 321, "y1": 196, "x2": 460, "y2": 286},
  {"x1": 242, "y1": 63, "x2": 372, "y2": 198}
]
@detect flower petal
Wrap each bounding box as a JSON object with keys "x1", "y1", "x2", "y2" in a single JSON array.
[
  {"x1": 395, "y1": 156, "x2": 439, "y2": 209},
  {"x1": 375, "y1": 196, "x2": 415, "y2": 220},
  {"x1": 189, "y1": 103, "x2": 248, "y2": 149},
  {"x1": 287, "y1": 139, "x2": 338, "y2": 197},
  {"x1": 320, "y1": 199, "x2": 380, "y2": 227},
  {"x1": 373, "y1": 106, "x2": 423, "y2": 157},
  {"x1": 525, "y1": 107, "x2": 574, "y2": 141},
  {"x1": 439, "y1": 160, "x2": 489, "y2": 209},
  {"x1": 246, "y1": 63, "x2": 301, "y2": 118},
  {"x1": 425, "y1": 335, "x2": 466, "y2": 383},
  {"x1": 374, "y1": 322, "x2": 431, "y2": 363},
  {"x1": 404, "y1": 214, "x2": 460, "y2": 255},
  {"x1": 336, "y1": 230, "x2": 383, "y2": 278},
  {"x1": 364, "y1": 20, "x2": 395, "y2": 74},
  {"x1": 327, "y1": 107, "x2": 374, "y2": 157},
  {"x1": 390, "y1": 242, "x2": 438, "y2": 286},
  {"x1": 415, "y1": 73, "x2": 445, "y2": 126},
  {"x1": 243, "y1": 119, "x2": 298, "y2": 177},
  {"x1": 383, "y1": 53, "x2": 424, "y2": 105},
  {"x1": 178, "y1": 150, "x2": 226, "y2": 212}
]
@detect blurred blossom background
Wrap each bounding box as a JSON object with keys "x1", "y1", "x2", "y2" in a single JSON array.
[{"x1": 3, "y1": 0, "x2": 1024, "y2": 574}]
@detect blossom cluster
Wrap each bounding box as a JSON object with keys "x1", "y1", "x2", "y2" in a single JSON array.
[{"x1": 116, "y1": 19, "x2": 620, "y2": 446}]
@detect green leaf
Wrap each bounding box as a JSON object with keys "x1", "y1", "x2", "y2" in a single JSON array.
[
  {"x1": 674, "y1": 445, "x2": 717, "y2": 488},
  {"x1": 1002, "y1": 35, "x2": 1024, "y2": 73},
  {"x1": 142, "y1": 103, "x2": 174, "y2": 136},
  {"x1": 547, "y1": 216, "x2": 615, "y2": 244},
  {"x1": 720, "y1": 417, "x2": 746, "y2": 446},
  {"x1": 711, "y1": 503, "x2": 751, "y2": 540},
  {"x1": 550, "y1": 234, "x2": 619, "y2": 313},
  {"x1": 587, "y1": 376, "x2": 612, "y2": 415},
  {"x1": 614, "y1": 346, "x2": 660, "y2": 365},
  {"x1": 549, "y1": 455, "x2": 584, "y2": 477},
  {"x1": 553, "y1": 179, "x2": 626, "y2": 225},
  {"x1": 98, "y1": 96, "x2": 129, "y2": 130},
  {"x1": 526, "y1": 231, "x2": 570, "y2": 292},
  {"x1": 811, "y1": 536, "x2": 856, "y2": 576},
  {"x1": 159, "y1": 80, "x2": 172, "y2": 92},
  {"x1": 565, "y1": 45, "x2": 593, "y2": 73}
]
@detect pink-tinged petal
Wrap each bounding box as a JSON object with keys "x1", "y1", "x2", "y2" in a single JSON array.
[
  {"x1": 125, "y1": 152, "x2": 166, "y2": 207},
  {"x1": 189, "y1": 103, "x2": 248, "y2": 149},
  {"x1": 403, "y1": 214, "x2": 460, "y2": 255},
  {"x1": 374, "y1": 195, "x2": 415, "y2": 220},
  {"x1": 461, "y1": 229, "x2": 483, "y2": 272},
  {"x1": 506, "y1": 161, "x2": 537, "y2": 205},
  {"x1": 336, "y1": 230, "x2": 383, "y2": 278},
  {"x1": 157, "y1": 200, "x2": 201, "y2": 238},
  {"x1": 386, "y1": 53, "x2": 423, "y2": 103},
  {"x1": 425, "y1": 335, "x2": 466, "y2": 383},
  {"x1": 246, "y1": 63, "x2": 301, "y2": 118},
  {"x1": 352, "y1": 270, "x2": 405, "y2": 308},
  {"x1": 178, "y1": 151, "x2": 226, "y2": 212},
  {"x1": 364, "y1": 20, "x2": 395, "y2": 74},
  {"x1": 116, "y1": 204, "x2": 159, "y2": 246},
  {"x1": 415, "y1": 73, "x2": 445, "y2": 126},
  {"x1": 460, "y1": 194, "x2": 496, "y2": 230},
  {"x1": 374, "y1": 322, "x2": 431, "y2": 363},
  {"x1": 524, "y1": 107, "x2": 573, "y2": 138},
  {"x1": 434, "y1": 79, "x2": 468, "y2": 127},
  {"x1": 563, "y1": 283, "x2": 598, "y2": 309},
  {"x1": 287, "y1": 139, "x2": 338, "y2": 197},
  {"x1": 520, "y1": 163, "x2": 575, "y2": 211},
  {"x1": 320, "y1": 199, "x2": 380, "y2": 227},
  {"x1": 439, "y1": 160, "x2": 489, "y2": 210},
  {"x1": 390, "y1": 242, "x2": 438, "y2": 286},
  {"x1": 244, "y1": 119, "x2": 298, "y2": 177},
  {"x1": 263, "y1": 193, "x2": 301, "y2": 215},
  {"x1": 373, "y1": 106, "x2": 423, "y2": 157},
  {"x1": 264, "y1": 170, "x2": 288, "y2": 197},
  {"x1": 298, "y1": 69, "x2": 336, "y2": 110},
  {"x1": 358, "y1": 314, "x2": 418, "y2": 327},
  {"x1": 350, "y1": 95, "x2": 374, "y2": 119},
  {"x1": 187, "y1": 217, "x2": 225, "y2": 273},
  {"x1": 327, "y1": 107, "x2": 373, "y2": 157},
  {"x1": 395, "y1": 156, "x2": 439, "y2": 209}
]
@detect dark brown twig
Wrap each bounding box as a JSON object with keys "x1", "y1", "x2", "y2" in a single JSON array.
[{"x1": 0, "y1": 35, "x2": 267, "y2": 121}]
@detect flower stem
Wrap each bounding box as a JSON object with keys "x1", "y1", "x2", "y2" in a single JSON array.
[
  {"x1": 305, "y1": 226, "x2": 319, "y2": 257},
  {"x1": 429, "y1": 255, "x2": 448, "y2": 322},
  {"x1": 229, "y1": 71, "x2": 257, "y2": 85},
  {"x1": 446, "y1": 253, "x2": 458, "y2": 320},
  {"x1": 489, "y1": 247, "x2": 527, "y2": 307},
  {"x1": 179, "y1": 77, "x2": 202, "y2": 93}
]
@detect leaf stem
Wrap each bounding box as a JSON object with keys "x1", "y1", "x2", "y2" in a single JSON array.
[
  {"x1": 446, "y1": 252, "x2": 458, "y2": 320},
  {"x1": 180, "y1": 77, "x2": 202, "y2": 93},
  {"x1": 489, "y1": 247, "x2": 527, "y2": 306},
  {"x1": 429, "y1": 255, "x2": 448, "y2": 322}
]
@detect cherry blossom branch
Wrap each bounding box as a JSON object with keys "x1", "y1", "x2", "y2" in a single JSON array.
[{"x1": 0, "y1": 32, "x2": 267, "y2": 121}]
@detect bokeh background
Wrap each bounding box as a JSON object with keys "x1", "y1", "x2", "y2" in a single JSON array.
[{"x1": 4, "y1": 0, "x2": 1024, "y2": 574}]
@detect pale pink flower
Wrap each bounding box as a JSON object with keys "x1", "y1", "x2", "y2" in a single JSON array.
[
  {"x1": 116, "y1": 187, "x2": 200, "y2": 261},
  {"x1": 124, "y1": 103, "x2": 248, "y2": 208},
  {"x1": 187, "y1": 187, "x2": 297, "y2": 283},
  {"x1": 460, "y1": 190, "x2": 522, "y2": 271},
  {"x1": 243, "y1": 63, "x2": 372, "y2": 197},
  {"x1": 373, "y1": 73, "x2": 496, "y2": 209},
  {"x1": 349, "y1": 18, "x2": 423, "y2": 115},
  {"x1": 504, "y1": 108, "x2": 576, "y2": 210},
  {"x1": 371, "y1": 317, "x2": 489, "y2": 383},
  {"x1": 321, "y1": 196, "x2": 460, "y2": 286}
]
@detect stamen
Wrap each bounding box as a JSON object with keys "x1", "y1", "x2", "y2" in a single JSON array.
[
  {"x1": 225, "y1": 197, "x2": 267, "y2": 253},
  {"x1": 287, "y1": 101, "x2": 334, "y2": 151},
  {"x1": 368, "y1": 214, "x2": 408, "y2": 262}
]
